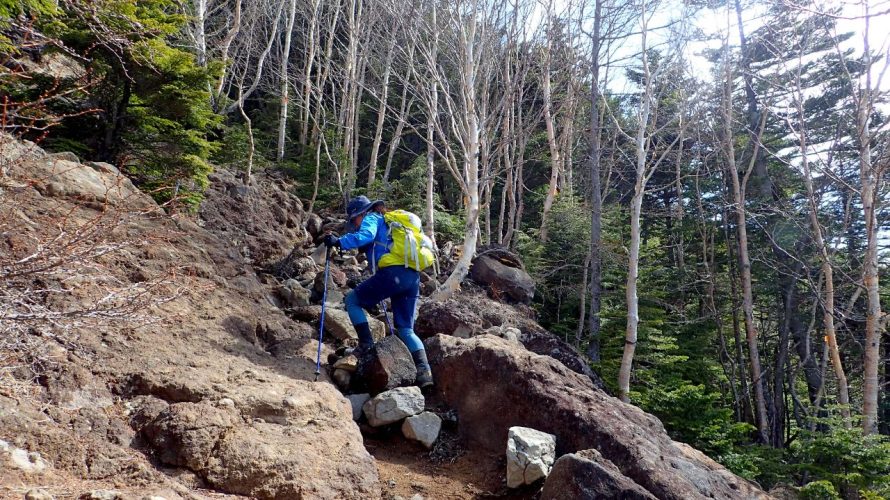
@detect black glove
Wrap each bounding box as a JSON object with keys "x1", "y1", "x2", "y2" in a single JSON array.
[{"x1": 322, "y1": 234, "x2": 340, "y2": 248}]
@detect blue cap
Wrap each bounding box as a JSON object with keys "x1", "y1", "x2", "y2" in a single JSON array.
[{"x1": 345, "y1": 195, "x2": 384, "y2": 231}]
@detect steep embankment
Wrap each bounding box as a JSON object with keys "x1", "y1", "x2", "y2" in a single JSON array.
[
  {"x1": 1, "y1": 139, "x2": 771, "y2": 499},
  {"x1": 1, "y1": 140, "x2": 378, "y2": 499}
]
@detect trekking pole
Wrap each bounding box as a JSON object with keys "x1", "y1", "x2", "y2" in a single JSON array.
[{"x1": 314, "y1": 246, "x2": 333, "y2": 382}]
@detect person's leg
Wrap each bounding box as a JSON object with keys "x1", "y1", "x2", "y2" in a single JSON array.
[
  {"x1": 389, "y1": 268, "x2": 433, "y2": 387},
  {"x1": 344, "y1": 291, "x2": 374, "y2": 347},
  {"x1": 346, "y1": 270, "x2": 394, "y2": 347}
]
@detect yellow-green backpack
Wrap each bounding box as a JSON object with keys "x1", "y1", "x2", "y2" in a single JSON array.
[{"x1": 377, "y1": 210, "x2": 436, "y2": 272}]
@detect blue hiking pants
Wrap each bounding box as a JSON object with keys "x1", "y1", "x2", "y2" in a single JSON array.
[{"x1": 345, "y1": 265, "x2": 424, "y2": 352}]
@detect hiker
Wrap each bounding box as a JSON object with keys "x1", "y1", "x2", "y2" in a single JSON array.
[{"x1": 322, "y1": 196, "x2": 434, "y2": 388}]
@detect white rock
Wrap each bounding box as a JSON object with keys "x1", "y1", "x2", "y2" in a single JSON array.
[
  {"x1": 346, "y1": 393, "x2": 371, "y2": 420},
  {"x1": 362, "y1": 386, "x2": 424, "y2": 427},
  {"x1": 217, "y1": 398, "x2": 236, "y2": 409},
  {"x1": 401, "y1": 412, "x2": 442, "y2": 449},
  {"x1": 506, "y1": 426, "x2": 556, "y2": 488},
  {"x1": 5, "y1": 444, "x2": 48, "y2": 474}
]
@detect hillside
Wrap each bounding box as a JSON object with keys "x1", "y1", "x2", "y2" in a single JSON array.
[{"x1": 0, "y1": 139, "x2": 772, "y2": 499}]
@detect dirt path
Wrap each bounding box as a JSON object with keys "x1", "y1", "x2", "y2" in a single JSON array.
[{"x1": 365, "y1": 430, "x2": 539, "y2": 500}]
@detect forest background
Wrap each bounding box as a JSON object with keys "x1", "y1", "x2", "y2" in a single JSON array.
[{"x1": 2, "y1": 0, "x2": 890, "y2": 498}]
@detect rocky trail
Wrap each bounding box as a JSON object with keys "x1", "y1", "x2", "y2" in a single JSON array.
[{"x1": 1, "y1": 139, "x2": 772, "y2": 499}]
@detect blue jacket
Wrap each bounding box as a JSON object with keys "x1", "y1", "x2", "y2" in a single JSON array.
[{"x1": 338, "y1": 212, "x2": 389, "y2": 269}]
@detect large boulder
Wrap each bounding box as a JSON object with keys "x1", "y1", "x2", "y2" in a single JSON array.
[
  {"x1": 138, "y1": 386, "x2": 380, "y2": 499},
  {"x1": 415, "y1": 294, "x2": 602, "y2": 387},
  {"x1": 355, "y1": 335, "x2": 416, "y2": 395},
  {"x1": 414, "y1": 299, "x2": 482, "y2": 339},
  {"x1": 141, "y1": 402, "x2": 239, "y2": 471},
  {"x1": 541, "y1": 449, "x2": 658, "y2": 500},
  {"x1": 425, "y1": 335, "x2": 770, "y2": 500},
  {"x1": 11, "y1": 149, "x2": 155, "y2": 210},
  {"x1": 470, "y1": 253, "x2": 535, "y2": 304}
]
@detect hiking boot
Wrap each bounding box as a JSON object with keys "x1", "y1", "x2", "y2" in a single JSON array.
[
  {"x1": 416, "y1": 369, "x2": 434, "y2": 389},
  {"x1": 411, "y1": 349, "x2": 434, "y2": 388},
  {"x1": 345, "y1": 342, "x2": 374, "y2": 357}
]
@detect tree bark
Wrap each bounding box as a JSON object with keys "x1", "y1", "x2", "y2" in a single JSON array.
[
  {"x1": 539, "y1": 13, "x2": 561, "y2": 242},
  {"x1": 586, "y1": 0, "x2": 603, "y2": 362},
  {"x1": 722, "y1": 39, "x2": 770, "y2": 442},
  {"x1": 277, "y1": 0, "x2": 298, "y2": 162}
]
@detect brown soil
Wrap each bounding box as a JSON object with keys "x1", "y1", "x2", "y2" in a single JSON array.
[{"x1": 366, "y1": 431, "x2": 540, "y2": 500}]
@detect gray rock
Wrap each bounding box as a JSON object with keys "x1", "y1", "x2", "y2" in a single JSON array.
[
  {"x1": 78, "y1": 491, "x2": 124, "y2": 500},
  {"x1": 48, "y1": 151, "x2": 79, "y2": 163},
  {"x1": 470, "y1": 254, "x2": 535, "y2": 304},
  {"x1": 347, "y1": 393, "x2": 371, "y2": 420},
  {"x1": 401, "y1": 412, "x2": 442, "y2": 449},
  {"x1": 362, "y1": 386, "x2": 424, "y2": 427},
  {"x1": 333, "y1": 368, "x2": 352, "y2": 389},
  {"x1": 24, "y1": 489, "x2": 53, "y2": 500},
  {"x1": 506, "y1": 426, "x2": 556, "y2": 488},
  {"x1": 325, "y1": 289, "x2": 345, "y2": 308},
  {"x1": 541, "y1": 449, "x2": 657, "y2": 500},
  {"x1": 310, "y1": 244, "x2": 328, "y2": 266},
  {"x1": 356, "y1": 335, "x2": 416, "y2": 395},
  {"x1": 306, "y1": 213, "x2": 324, "y2": 237},
  {"x1": 279, "y1": 280, "x2": 311, "y2": 308},
  {"x1": 485, "y1": 325, "x2": 522, "y2": 342},
  {"x1": 86, "y1": 161, "x2": 120, "y2": 175}
]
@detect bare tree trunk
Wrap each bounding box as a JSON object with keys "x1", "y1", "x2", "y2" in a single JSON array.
[
  {"x1": 368, "y1": 36, "x2": 398, "y2": 186},
  {"x1": 425, "y1": 0, "x2": 439, "y2": 241},
  {"x1": 214, "y1": 0, "x2": 242, "y2": 105},
  {"x1": 617, "y1": 4, "x2": 653, "y2": 403},
  {"x1": 860, "y1": 87, "x2": 882, "y2": 435},
  {"x1": 586, "y1": 0, "x2": 603, "y2": 362},
  {"x1": 225, "y1": 0, "x2": 285, "y2": 115},
  {"x1": 277, "y1": 0, "x2": 298, "y2": 162},
  {"x1": 431, "y1": 2, "x2": 482, "y2": 301},
  {"x1": 299, "y1": 0, "x2": 321, "y2": 145},
  {"x1": 795, "y1": 97, "x2": 851, "y2": 425},
  {"x1": 722, "y1": 27, "x2": 770, "y2": 441},
  {"x1": 312, "y1": 0, "x2": 342, "y2": 144},
  {"x1": 539, "y1": 13, "x2": 561, "y2": 242},
  {"x1": 194, "y1": 0, "x2": 208, "y2": 67}
]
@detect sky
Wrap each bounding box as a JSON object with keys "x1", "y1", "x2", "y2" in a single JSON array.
[{"x1": 523, "y1": 0, "x2": 890, "y2": 95}]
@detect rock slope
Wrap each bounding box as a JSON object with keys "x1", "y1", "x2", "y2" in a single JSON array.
[
  {"x1": 1, "y1": 137, "x2": 379, "y2": 499},
  {"x1": 1, "y1": 136, "x2": 770, "y2": 499}
]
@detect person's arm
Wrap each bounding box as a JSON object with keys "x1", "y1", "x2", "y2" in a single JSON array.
[{"x1": 338, "y1": 213, "x2": 379, "y2": 250}]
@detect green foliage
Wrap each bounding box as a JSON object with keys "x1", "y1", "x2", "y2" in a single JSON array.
[
  {"x1": 514, "y1": 195, "x2": 592, "y2": 341},
  {"x1": 0, "y1": 0, "x2": 57, "y2": 51},
  {"x1": 123, "y1": 38, "x2": 219, "y2": 205},
  {"x1": 13, "y1": 0, "x2": 220, "y2": 208},
  {"x1": 799, "y1": 481, "x2": 841, "y2": 500},
  {"x1": 792, "y1": 420, "x2": 890, "y2": 498}
]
